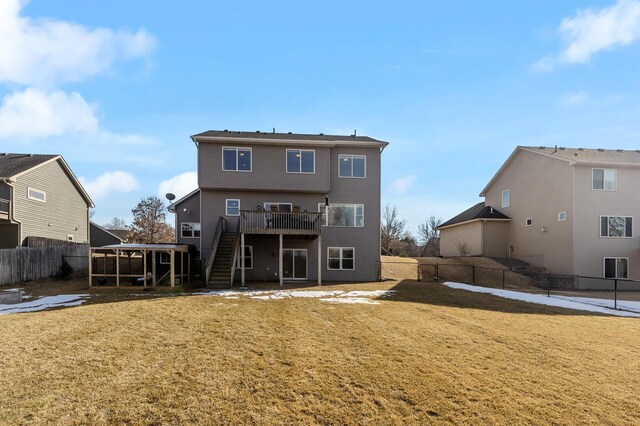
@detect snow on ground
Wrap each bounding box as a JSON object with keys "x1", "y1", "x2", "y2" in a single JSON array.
[
  {"x1": 0, "y1": 294, "x2": 90, "y2": 315},
  {"x1": 444, "y1": 282, "x2": 640, "y2": 318},
  {"x1": 551, "y1": 295, "x2": 640, "y2": 314},
  {"x1": 198, "y1": 288, "x2": 396, "y2": 303}
]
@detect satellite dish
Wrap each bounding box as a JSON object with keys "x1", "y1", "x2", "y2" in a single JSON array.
[{"x1": 165, "y1": 193, "x2": 176, "y2": 201}]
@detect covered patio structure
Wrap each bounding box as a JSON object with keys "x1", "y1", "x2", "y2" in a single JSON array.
[{"x1": 89, "y1": 244, "x2": 190, "y2": 288}]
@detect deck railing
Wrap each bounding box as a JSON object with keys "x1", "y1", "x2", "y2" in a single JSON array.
[
  {"x1": 0, "y1": 198, "x2": 9, "y2": 216},
  {"x1": 240, "y1": 210, "x2": 322, "y2": 235}
]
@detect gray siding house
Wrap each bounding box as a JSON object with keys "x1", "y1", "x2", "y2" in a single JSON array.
[
  {"x1": 90, "y1": 222, "x2": 124, "y2": 247},
  {"x1": 172, "y1": 130, "x2": 388, "y2": 286},
  {"x1": 0, "y1": 154, "x2": 94, "y2": 248}
]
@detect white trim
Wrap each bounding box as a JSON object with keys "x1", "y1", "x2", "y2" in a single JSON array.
[
  {"x1": 225, "y1": 199, "x2": 240, "y2": 216},
  {"x1": 222, "y1": 146, "x2": 252, "y2": 172},
  {"x1": 599, "y1": 215, "x2": 633, "y2": 238},
  {"x1": 338, "y1": 154, "x2": 367, "y2": 178},
  {"x1": 180, "y1": 222, "x2": 201, "y2": 238},
  {"x1": 282, "y1": 248, "x2": 308, "y2": 280},
  {"x1": 27, "y1": 187, "x2": 46, "y2": 203},
  {"x1": 319, "y1": 203, "x2": 364, "y2": 227},
  {"x1": 603, "y1": 257, "x2": 629, "y2": 279},
  {"x1": 235, "y1": 245, "x2": 253, "y2": 270},
  {"x1": 327, "y1": 247, "x2": 355, "y2": 270},
  {"x1": 501, "y1": 189, "x2": 510, "y2": 208},
  {"x1": 558, "y1": 212, "x2": 567, "y2": 221},
  {"x1": 285, "y1": 149, "x2": 315, "y2": 174},
  {"x1": 591, "y1": 168, "x2": 617, "y2": 191},
  {"x1": 525, "y1": 218, "x2": 533, "y2": 227}
]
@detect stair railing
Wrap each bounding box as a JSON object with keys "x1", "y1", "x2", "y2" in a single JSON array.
[
  {"x1": 229, "y1": 220, "x2": 241, "y2": 287},
  {"x1": 205, "y1": 217, "x2": 227, "y2": 284}
]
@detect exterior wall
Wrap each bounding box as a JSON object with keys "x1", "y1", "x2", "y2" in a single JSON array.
[
  {"x1": 484, "y1": 150, "x2": 574, "y2": 274},
  {"x1": 13, "y1": 160, "x2": 89, "y2": 244},
  {"x1": 573, "y1": 164, "x2": 640, "y2": 280},
  {"x1": 174, "y1": 191, "x2": 201, "y2": 252},
  {"x1": 198, "y1": 143, "x2": 330, "y2": 193},
  {"x1": 0, "y1": 224, "x2": 19, "y2": 249},
  {"x1": 482, "y1": 221, "x2": 510, "y2": 257},
  {"x1": 90, "y1": 224, "x2": 122, "y2": 247},
  {"x1": 440, "y1": 221, "x2": 483, "y2": 257},
  {"x1": 199, "y1": 144, "x2": 382, "y2": 282}
]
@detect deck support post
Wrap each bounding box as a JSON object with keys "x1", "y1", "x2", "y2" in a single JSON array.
[
  {"x1": 152, "y1": 250, "x2": 157, "y2": 286},
  {"x1": 143, "y1": 250, "x2": 147, "y2": 287},
  {"x1": 115, "y1": 249, "x2": 120, "y2": 287},
  {"x1": 241, "y1": 233, "x2": 245, "y2": 285},
  {"x1": 88, "y1": 248, "x2": 93, "y2": 288},
  {"x1": 317, "y1": 234, "x2": 322, "y2": 285},
  {"x1": 170, "y1": 250, "x2": 175, "y2": 288},
  {"x1": 279, "y1": 234, "x2": 283, "y2": 286}
]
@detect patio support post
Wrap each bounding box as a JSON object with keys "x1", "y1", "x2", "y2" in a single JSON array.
[
  {"x1": 317, "y1": 234, "x2": 322, "y2": 285},
  {"x1": 143, "y1": 250, "x2": 147, "y2": 287},
  {"x1": 88, "y1": 248, "x2": 93, "y2": 288},
  {"x1": 152, "y1": 250, "x2": 157, "y2": 286},
  {"x1": 241, "y1": 233, "x2": 245, "y2": 285},
  {"x1": 188, "y1": 252, "x2": 191, "y2": 284},
  {"x1": 115, "y1": 249, "x2": 120, "y2": 287},
  {"x1": 170, "y1": 250, "x2": 175, "y2": 288},
  {"x1": 279, "y1": 234, "x2": 283, "y2": 286}
]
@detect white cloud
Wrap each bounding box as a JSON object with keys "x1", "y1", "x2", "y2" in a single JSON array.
[
  {"x1": 390, "y1": 175, "x2": 417, "y2": 195},
  {"x1": 0, "y1": 0, "x2": 156, "y2": 87},
  {"x1": 535, "y1": 0, "x2": 640, "y2": 71},
  {"x1": 80, "y1": 171, "x2": 140, "y2": 200},
  {"x1": 560, "y1": 91, "x2": 589, "y2": 106},
  {"x1": 158, "y1": 172, "x2": 198, "y2": 201},
  {"x1": 0, "y1": 88, "x2": 98, "y2": 138}
]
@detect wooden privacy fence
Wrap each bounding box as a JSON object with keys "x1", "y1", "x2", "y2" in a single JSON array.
[{"x1": 0, "y1": 244, "x2": 89, "y2": 286}]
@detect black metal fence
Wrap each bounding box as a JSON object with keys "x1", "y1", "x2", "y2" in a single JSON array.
[{"x1": 418, "y1": 262, "x2": 640, "y2": 314}]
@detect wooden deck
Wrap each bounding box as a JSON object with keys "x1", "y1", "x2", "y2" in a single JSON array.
[{"x1": 239, "y1": 210, "x2": 322, "y2": 236}]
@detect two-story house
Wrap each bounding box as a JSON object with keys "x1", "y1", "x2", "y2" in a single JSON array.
[
  {"x1": 438, "y1": 146, "x2": 640, "y2": 285},
  {"x1": 0, "y1": 154, "x2": 94, "y2": 248},
  {"x1": 170, "y1": 130, "x2": 388, "y2": 286}
]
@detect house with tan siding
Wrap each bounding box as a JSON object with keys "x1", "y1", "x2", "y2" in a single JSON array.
[
  {"x1": 0, "y1": 154, "x2": 94, "y2": 248},
  {"x1": 439, "y1": 146, "x2": 640, "y2": 284},
  {"x1": 171, "y1": 130, "x2": 388, "y2": 286}
]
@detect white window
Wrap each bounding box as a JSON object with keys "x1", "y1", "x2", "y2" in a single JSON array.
[
  {"x1": 27, "y1": 187, "x2": 46, "y2": 203},
  {"x1": 67, "y1": 234, "x2": 74, "y2": 242},
  {"x1": 338, "y1": 154, "x2": 366, "y2": 178},
  {"x1": 235, "y1": 245, "x2": 253, "y2": 269},
  {"x1": 160, "y1": 252, "x2": 171, "y2": 264},
  {"x1": 286, "y1": 149, "x2": 315, "y2": 174},
  {"x1": 222, "y1": 147, "x2": 252, "y2": 171},
  {"x1": 501, "y1": 189, "x2": 510, "y2": 208},
  {"x1": 600, "y1": 216, "x2": 632, "y2": 238},
  {"x1": 319, "y1": 203, "x2": 364, "y2": 227},
  {"x1": 525, "y1": 218, "x2": 533, "y2": 226},
  {"x1": 328, "y1": 247, "x2": 355, "y2": 270},
  {"x1": 226, "y1": 199, "x2": 240, "y2": 216},
  {"x1": 604, "y1": 257, "x2": 628, "y2": 279},
  {"x1": 181, "y1": 222, "x2": 201, "y2": 238},
  {"x1": 558, "y1": 212, "x2": 567, "y2": 221},
  {"x1": 592, "y1": 168, "x2": 616, "y2": 190}
]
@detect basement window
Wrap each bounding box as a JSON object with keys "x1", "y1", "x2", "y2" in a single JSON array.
[{"x1": 604, "y1": 257, "x2": 628, "y2": 279}]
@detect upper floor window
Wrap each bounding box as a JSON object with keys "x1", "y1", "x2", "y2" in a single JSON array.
[
  {"x1": 604, "y1": 257, "x2": 628, "y2": 279},
  {"x1": 319, "y1": 203, "x2": 364, "y2": 227},
  {"x1": 27, "y1": 187, "x2": 46, "y2": 203},
  {"x1": 286, "y1": 149, "x2": 315, "y2": 174},
  {"x1": 339, "y1": 154, "x2": 366, "y2": 178},
  {"x1": 226, "y1": 199, "x2": 240, "y2": 216},
  {"x1": 600, "y1": 216, "x2": 632, "y2": 238},
  {"x1": 181, "y1": 222, "x2": 201, "y2": 238},
  {"x1": 592, "y1": 168, "x2": 616, "y2": 191},
  {"x1": 223, "y1": 147, "x2": 252, "y2": 172},
  {"x1": 501, "y1": 189, "x2": 509, "y2": 208}
]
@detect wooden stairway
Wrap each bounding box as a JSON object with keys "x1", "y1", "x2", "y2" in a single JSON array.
[{"x1": 208, "y1": 231, "x2": 237, "y2": 287}]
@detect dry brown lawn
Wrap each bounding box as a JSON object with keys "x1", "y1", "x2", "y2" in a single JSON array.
[{"x1": 2, "y1": 279, "x2": 640, "y2": 425}]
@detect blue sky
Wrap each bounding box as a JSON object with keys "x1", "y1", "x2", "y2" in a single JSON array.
[{"x1": 2, "y1": 0, "x2": 640, "y2": 233}]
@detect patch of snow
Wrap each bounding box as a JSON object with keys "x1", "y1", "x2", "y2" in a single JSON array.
[
  {"x1": 551, "y1": 295, "x2": 640, "y2": 314},
  {"x1": 0, "y1": 294, "x2": 90, "y2": 315},
  {"x1": 443, "y1": 282, "x2": 640, "y2": 318},
  {"x1": 320, "y1": 297, "x2": 380, "y2": 305},
  {"x1": 251, "y1": 290, "x2": 344, "y2": 300},
  {"x1": 340, "y1": 290, "x2": 396, "y2": 298}
]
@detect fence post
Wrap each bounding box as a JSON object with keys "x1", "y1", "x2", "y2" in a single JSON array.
[
  {"x1": 471, "y1": 265, "x2": 475, "y2": 284},
  {"x1": 614, "y1": 279, "x2": 618, "y2": 310},
  {"x1": 502, "y1": 269, "x2": 505, "y2": 290}
]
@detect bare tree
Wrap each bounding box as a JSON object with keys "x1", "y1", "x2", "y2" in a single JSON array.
[
  {"x1": 105, "y1": 217, "x2": 127, "y2": 230},
  {"x1": 381, "y1": 204, "x2": 407, "y2": 255},
  {"x1": 417, "y1": 215, "x2": 443, "y2": 256},
  {"x1": 454, "y1": 239, "x2": 472, "y2": 257},
  {"x1": 126, "y1": 196, "x2": 174, "y2": 244}
]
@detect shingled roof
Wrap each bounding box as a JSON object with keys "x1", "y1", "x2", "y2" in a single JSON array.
[
  {"x1": 437, "y1": 202, "x2": 510, "y2": 229},
  {"x1": 0, "y1": 154, "x2": 58, "y2": 178},
  {"x1": 191, "y1": 130, "x2": 388, "y2": 145}
]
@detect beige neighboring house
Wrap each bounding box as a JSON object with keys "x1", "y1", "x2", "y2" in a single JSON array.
[
  {"x1": 0, "y1": 154, "x2": 94, "y2": 248},
  {"x1": 439, "y1": 146, "x2": 640, "y2": 283}
]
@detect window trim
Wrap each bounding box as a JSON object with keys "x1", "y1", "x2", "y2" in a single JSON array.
[
  {"x1": 225, "y1": 199, "x2": 240, "y2": 216},
  {"x1": 599, "y1": 215, "x2": 633, "y2": 238},
  {"x1": 27, "y1": 187, "x2": 46, "y2": 203},
  {"x1": 222, "y1": 146, "x2": 252, "y2": 172},
  {"x1": 285, "y1": 149, "x2": 316, "y2": 174},
  {"x1": 318, "y1": 203, "x2": 364, "y2": 227},
  {"x1": 603, "y1": 257, "x2": 629, "y2": 279},
  {"x1": 327, "y1": 247, "x2": 355, "y2": 271},
  {"x1": 501, "y1": 189, "x2": 510, "y2": 208},
  {"x1": 159, "y1": 252, "x2": 171, "y2": 265},
  {"x1": 592, "y1": 168, "x2": 617, "y2": 191},
  {"x1": 525, "y1": 218, "x2": 533, "y2": 227},
  {"x1": 181, "y1": 222, "x2": 201, "y2": 238},
  {"x1": 558, "y1": 212, "x2": 567, "y2": 222},
  {"x1": 338, "y1": 154, "x2": 367, "y2": 179},
  {"x1": 235, "y1": 245, "x2": 254, "y2": 270}
]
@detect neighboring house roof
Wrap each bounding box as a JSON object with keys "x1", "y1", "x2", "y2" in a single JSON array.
[
  {"x1": 107, "y1": 229, "x2": 129, "y2": 240},
  {"x1": 90, "y1": 222, "x2": 124, "y2": 243},
  {"x1": 0, "y1": 153, "x2": 94, "y2": 207},
  {"x1": 437, "y1": 202, "x2": 510, "y2": 230},
  {"x1": 168, "y1": 188, "x2": 200, "y2": 212},
  {"x1": 191, "y1": 130, "x2": 389, "y2": 148},
  {"x1": 480, "y1": 146, "x2": 640, "y2": 196}
]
